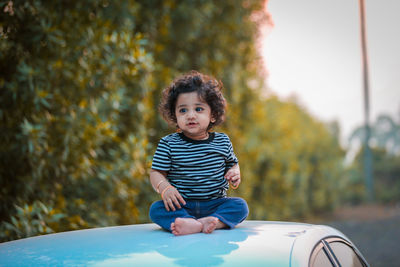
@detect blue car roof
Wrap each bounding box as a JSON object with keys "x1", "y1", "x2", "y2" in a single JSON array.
[{"x1": 0, "y1": 220, "x2": 341, "y2": 267}]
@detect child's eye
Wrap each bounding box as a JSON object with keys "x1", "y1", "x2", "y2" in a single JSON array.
[
  {"x1": 179, "y1": 108, "x2": 187, "y2": 113},
  {"x1": 195, "y1": 107, "x2": 204, "y2": 112}
]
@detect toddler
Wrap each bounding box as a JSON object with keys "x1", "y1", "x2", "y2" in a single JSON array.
[{"x1": 149, "y1": 71, "x2": 248, "y2": 236}]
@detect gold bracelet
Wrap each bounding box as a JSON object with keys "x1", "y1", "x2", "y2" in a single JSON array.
[
  {"x1": 161, "y1": 185, "x2": 174, "y2": 199},
  {"x1": 230, "y1": 181, "x2": 239, "y2": 189}
]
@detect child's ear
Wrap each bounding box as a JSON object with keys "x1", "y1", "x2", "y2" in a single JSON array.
[{"x1": 211, "y1": 117, "x2": 216, "y2": 123}]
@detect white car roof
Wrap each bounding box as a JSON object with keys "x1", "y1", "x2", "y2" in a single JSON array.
[{"x1": 0, "y1": 220, "x2": 350, "y2": 267}]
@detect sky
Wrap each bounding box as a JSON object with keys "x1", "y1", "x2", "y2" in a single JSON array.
[{"x1": 262, "y1": 0, "x2": 400, "y2": 147}]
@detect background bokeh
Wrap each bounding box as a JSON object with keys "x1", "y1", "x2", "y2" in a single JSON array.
[
  {"x1": 1, "y1": 0, "x2": 399, "y2": 244},
  {"x1": 263, "y1": 0, "x2": 400, "y2": 146}
]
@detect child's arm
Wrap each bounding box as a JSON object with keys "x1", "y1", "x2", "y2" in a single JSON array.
[
  {"x1": 224, "y1": 164, "x2": 241, "y2": 188},
  {"x1": 150, "y1": 169, "x2": 186, "y2": 211}
]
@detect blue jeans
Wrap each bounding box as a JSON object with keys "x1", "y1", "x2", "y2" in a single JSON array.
[{"x1": 149, "y1": 197, "x2": 249, "y2": 231}]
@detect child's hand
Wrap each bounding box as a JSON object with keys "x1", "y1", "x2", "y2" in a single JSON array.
[
  {"x1": 225, "y1": 164, "x2": 241, "y2": 189},
  {"x1": 161, "y1": 185, "x2": 186, "y2": 212}
]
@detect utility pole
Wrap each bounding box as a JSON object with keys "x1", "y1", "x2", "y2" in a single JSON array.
[{"x1": 358, "y1": 0, "x2": 374, "y2": 201}]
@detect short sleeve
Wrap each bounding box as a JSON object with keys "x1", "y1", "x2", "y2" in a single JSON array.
[
  {"x1": 151, "y1": 138, "x2": 171, "y2": 171},
  {"x1": 225, "y1": 135, "x2": 238, "y2": 169}
]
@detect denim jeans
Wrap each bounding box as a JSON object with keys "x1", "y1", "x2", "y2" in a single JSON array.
[{"x1": 149, "y1": 197, "x2": 249, "y2": 231}]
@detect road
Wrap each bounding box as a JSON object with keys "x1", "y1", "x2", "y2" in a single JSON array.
[{"x1": 322, "y1": 204, "x2": 400, "y2": 267}]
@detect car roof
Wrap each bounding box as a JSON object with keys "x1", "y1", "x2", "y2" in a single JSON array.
[{"x1": 0, "y1": 220, "x2": 348, "y2": 267}]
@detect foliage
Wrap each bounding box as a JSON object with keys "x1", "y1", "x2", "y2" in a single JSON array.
[
  {"x1": 230, "y1": 96, "x2": 346, "y2": 220},
  {"x1": 0, "y1": 201, "x2": 65, "y2": 240},
  {"x1": 345, "y1": 147, "x2": 400, "y2": 204},
  {"x1": 1, "y1": 0, "x2": 346, "y2": 241},
  {"x1": 349, "y1": 114, "x2": 400, "y2": 155},
  {"x1": 1, "y1": 0, "x2": 155, "y2": 241},
  {"x1": 347, "y1": 114, "x2": 400, "y2": 204}
]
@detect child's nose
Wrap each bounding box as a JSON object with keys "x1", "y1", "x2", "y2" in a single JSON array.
[{"x1": 187, "y1": 110, "x2": 196, "y2": 118}]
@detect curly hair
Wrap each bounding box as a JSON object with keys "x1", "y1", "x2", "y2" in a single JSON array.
[{"x1": 159, "y1": 70, "x2": 227, "y2": 130}]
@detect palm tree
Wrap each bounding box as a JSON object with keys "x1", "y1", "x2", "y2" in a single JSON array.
[
  {"x1": 349, "y1": 113, "x2": 400, "y2": 155},
  {"x1": 374, "y1": 114, "x2": 400, "y2": 154}
]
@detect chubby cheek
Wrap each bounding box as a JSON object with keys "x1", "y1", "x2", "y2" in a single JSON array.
[{"x1": 175, "y1": 116, "x2": 185, "y2": 128}]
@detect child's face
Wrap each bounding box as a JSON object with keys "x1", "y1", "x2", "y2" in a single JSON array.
[{"x1": 175, "y1": 91, "x2": 215, "y2": 140}]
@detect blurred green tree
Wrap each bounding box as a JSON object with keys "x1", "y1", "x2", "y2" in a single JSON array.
[
  {"x1": 1, "y1": 0, "x2": 155, "y2": 240},
  {"x1": 1, "y1": 0, "x2": 346, "y2": 241},
  {"x1": 347, "y1": 114, "x2": 400, "y2": 204},
  {"x1": 232, "y1": 96, "x2": 346, "y2": 220},
  {"x1": 350, "y1": 114, "x2": 400, "y2": 155}
]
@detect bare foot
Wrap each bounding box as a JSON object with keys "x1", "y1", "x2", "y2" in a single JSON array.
[
  {"x1": 170, "y1": 218, "x2": 203, "y2": 236},
  {"x1": 198, "y1": 216, "x2": 218, "y2": 234}
]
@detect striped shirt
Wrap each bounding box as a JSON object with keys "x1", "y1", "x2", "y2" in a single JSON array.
[{"x1": 151, "y1": 132, "x2": 238, "y2": 200}]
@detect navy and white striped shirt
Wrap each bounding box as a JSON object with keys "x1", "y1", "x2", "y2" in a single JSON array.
[{"x1": 151, "y1": 132, "x2": 238, "y2": 200}]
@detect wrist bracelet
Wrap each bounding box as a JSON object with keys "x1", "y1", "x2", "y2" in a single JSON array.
[
  {"x1": 161, "y1": 185, "x2": 174, "y2": 199},
  {"x1": 230, "y1": 182, "x2": 239, "y2": 189}
]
